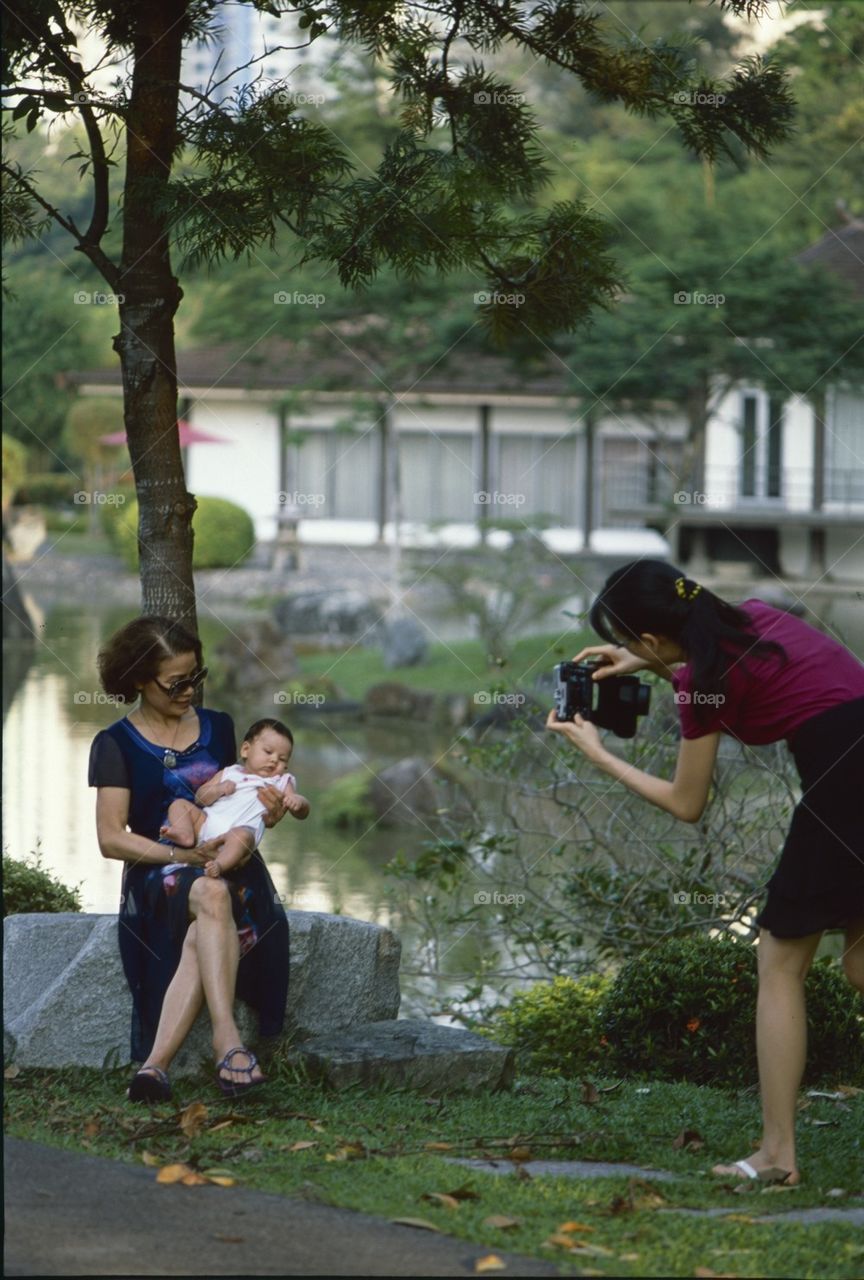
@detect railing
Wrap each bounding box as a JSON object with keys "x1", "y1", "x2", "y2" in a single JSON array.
[{"x1": 605, "y1": 464, "x2": 864, "y2": 514}]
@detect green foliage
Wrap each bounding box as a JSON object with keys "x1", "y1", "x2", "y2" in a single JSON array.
[
  {"x1": 11, "y1": 472, "x2": 77, "y2": 506},
  {"x1": 110, "y1": 495, "x2": 255, "y2": 570},
  {"x1": 320, "y1": 769, "x2": 377, "y2": 830},
  {"x1": 490, "y1": 974, "x2": 614, "y2": 1078},
  {"x1": 602, "y1": 933, "x2": 864, "y2": 1087},
  {"x1": 2, "y1": 851, "x2": 82, "y2": 916},
  {"x1": 2, "y1": 433, "x2": 28, "y2": 505},
  {"x1": 62, "y1": 397, "x2": 124, "y2": 467}
]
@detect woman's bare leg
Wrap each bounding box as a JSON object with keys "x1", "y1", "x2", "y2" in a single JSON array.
[
  {"x1": 138, "y1": 922, "x2": 205, "y2": 1074},
  {"x1": 713, "y1": 927, "x2": 821, "y2": 1183},
  {"x1": 187, "y1": 877, "x2": 264, "y2": 1084},
  {"x1": 842, "y1": 915, "x2": 864, "y2": 993}
]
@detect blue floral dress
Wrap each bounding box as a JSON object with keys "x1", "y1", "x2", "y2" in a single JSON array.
[{"x1": 88, "y1": 708, "x2": 289, "y2": 1063}]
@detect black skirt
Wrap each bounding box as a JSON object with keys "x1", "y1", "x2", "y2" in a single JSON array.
[{"x1": 756, "y1": 696, "x2": 864, "y2": 937}]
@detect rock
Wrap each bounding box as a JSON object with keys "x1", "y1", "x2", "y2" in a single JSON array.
[
  {"x1": 364, "y1": 681, "x2": 437, "y2": 719},
  {"x1": 3, "y1": 910, "x2": 401, "y2": 1076},
  {"x1": 211, "y1": 617, "x2": 297, "y2": 696},
  {"x1": 273, "y1": 590, "x2": 382, "y2": 640},
  {"x1": 289, "y1": 1018, "x2": 514, "y2": 1093},
  {"x1": 367, "y1": 757, "x2": 440, "y2": 826},
  {"x1": 377, "y1": 616, "x2": 429, "y2": 669}
]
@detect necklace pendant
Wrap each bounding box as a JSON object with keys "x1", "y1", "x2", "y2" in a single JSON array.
[{"x1": 163, "y1": 750, "x2": 178, "y2": 769}]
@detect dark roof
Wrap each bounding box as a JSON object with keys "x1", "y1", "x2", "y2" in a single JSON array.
[
  {"x1": 794, "y1": 221, "x2": 864, "y2": 298},
  {"x1": 65, "y1": 332, "x2": 580, "y2": 399}
]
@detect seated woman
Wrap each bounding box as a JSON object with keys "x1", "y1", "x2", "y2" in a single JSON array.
[{"x1": 89, "y1": 615, "x2": 291, "y2": 1101}]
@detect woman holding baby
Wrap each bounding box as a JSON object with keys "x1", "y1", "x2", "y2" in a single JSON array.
[{"x1": 89, "y1": 615, "x2": 293, "y2": 1102}]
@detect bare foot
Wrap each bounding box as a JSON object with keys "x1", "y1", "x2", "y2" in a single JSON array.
[
  {"x1": 214, "y1": 1043, "x2": 266, "y2": 1087},
  {"x1": 711, "y1": 1153, "x2": 800, "y2": 1185},
  {"x1": 160, "y1": 822, "x2": 195, "y2": 848}
]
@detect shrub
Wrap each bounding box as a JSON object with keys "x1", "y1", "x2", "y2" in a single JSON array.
[
  {"x1": 11, "y1": 472, "x2": 77, "y2": 507},
  {"x1": 2, "y1": 435, "x2": 29, "y2": 507},
  {"x1": 3, "y1": 852, "x2": 82, "y2": 916},
  {"x1": 109, "y1": 496, "x2": 256, "y2": 570},
  {"x1": 601, "y1": 933, "x2": 863, "y2": 1088},
  {"x1": 490, "y1": 973, "x2": 614, "y2": 1077},
  {"x1": 320, "y1": 769, "x2": 377, "y2": 829}
]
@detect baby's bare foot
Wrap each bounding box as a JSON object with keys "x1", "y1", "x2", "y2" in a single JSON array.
[{"x1": 160, "y1": 822, "x2": 194, "y2": 848}]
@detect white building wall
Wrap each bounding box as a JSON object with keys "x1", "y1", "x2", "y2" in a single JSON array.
[
  {"x1": 781, "y1": 396, "x2": 813, "y2": 512},
  {"x1": 186, "y1": 401, "x2": 280, "y2": 541}
]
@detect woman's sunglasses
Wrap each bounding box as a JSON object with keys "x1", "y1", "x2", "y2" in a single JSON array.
[{"x1": 153, "y1": 667, "x2": 208, "y2": 700}]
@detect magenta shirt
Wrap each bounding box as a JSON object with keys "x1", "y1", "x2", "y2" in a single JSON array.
[{"x1": 671, "y1": 599, "x2": 864, "y2": 744}]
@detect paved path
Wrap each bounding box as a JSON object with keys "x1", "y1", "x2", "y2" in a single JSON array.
[{"x1": 4, "y1": 1138, "x2": 560, "y2": 1277}]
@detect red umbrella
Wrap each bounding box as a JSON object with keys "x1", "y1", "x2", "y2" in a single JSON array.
[{"x1": 99, "y1": 419, "x2": 228, "y2": 446}]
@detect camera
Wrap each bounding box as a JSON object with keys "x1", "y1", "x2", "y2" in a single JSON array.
[{"x1": 553, "y1": 661, "x2": 651, "y2": 738}]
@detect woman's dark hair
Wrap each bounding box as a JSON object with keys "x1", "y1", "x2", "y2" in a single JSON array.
[
  {"x1": 589, "y1": 560, "x2": 788, "y2": 724},
  {"x1": 243, "y1": 718, "x2": 294, "y2": 747},
  {"x1": 98, "y1": 616, "x2": 203, "y2": 703}
]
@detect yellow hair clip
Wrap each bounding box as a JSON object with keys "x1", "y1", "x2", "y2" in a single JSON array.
[{"x1": 675, "y1": 576, "x2": 702, "y2": 602}]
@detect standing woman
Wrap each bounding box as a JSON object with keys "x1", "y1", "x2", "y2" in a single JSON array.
[
  {"x1": 546, "y1": 559, "x2": 864, "y2": 1185},
  {"x1": 89, "y1": 616, "x2": 290, "y2": 1102}
]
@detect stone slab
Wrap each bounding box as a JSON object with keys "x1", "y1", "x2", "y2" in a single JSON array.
[
  {"x1": 290, "y1": 1018, "x2": 514, "y2": 1093},
  {"x1": 4, "y1": 911, "x2": 400, "y2": 1076},
  {"x1": 447, "y1": 1156, "x2": 676, "y2": 1181}
]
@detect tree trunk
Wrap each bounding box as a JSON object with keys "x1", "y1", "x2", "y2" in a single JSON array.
[{"x1": 113, "y1": 0, "x2": 197, "y2": 627}]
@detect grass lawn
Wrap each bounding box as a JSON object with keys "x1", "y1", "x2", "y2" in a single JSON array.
[
  {"x1": 6, "y1": 1065, "x2": 863, "y2": 1277},
  {"x1": 296, "y1": 631, "x2": 590, "y2": 700}
]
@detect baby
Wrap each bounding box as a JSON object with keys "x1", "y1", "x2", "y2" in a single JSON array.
[{"x1": 160, "y1": 718, "x2": 310, "y2": 878}]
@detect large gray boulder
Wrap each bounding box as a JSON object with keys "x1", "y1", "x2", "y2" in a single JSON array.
[
  {"x1": 377, "y1": 616, "x2": 429, "y2": 669},
  {"x1": 273, "y1": 590, "x2": 382, "y2": 640},
  {"x1": 290, "y1": 1019, "x2": 514, "y2": 1093},
  {"x1": 3, "y1": 911, "x2": 400, "y2": 1076}
]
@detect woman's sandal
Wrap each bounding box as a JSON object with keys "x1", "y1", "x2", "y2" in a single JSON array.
[
  {"x1": 127, "y1": 1065, "x2": 172, "y2": 1103},
  {"x1": 215, "y1": 1046, "x2": 266, "y2": 1097},
  {"x1": 712, "y1": 1159, "x2": 795, "y2": 1186}
]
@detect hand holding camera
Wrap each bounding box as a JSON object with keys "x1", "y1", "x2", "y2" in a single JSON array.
[{"x1": 553, "y1": 656, "x2": 651, "y2": 738}]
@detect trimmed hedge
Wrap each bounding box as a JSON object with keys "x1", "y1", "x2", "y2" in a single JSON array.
[
  {"x1": 491, "y1": 973, "x2": 613, "y2": 1077},
  {"x1": 108, "y1": 495, "x2": 256, "y2": 570}
]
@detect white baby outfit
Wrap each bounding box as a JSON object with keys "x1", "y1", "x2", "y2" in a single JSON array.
[{"x1": 198, "y1": 763, "x2": 295, "y2": 847}]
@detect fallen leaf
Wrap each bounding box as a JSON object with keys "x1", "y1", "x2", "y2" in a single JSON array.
[
  {"x1": 140, "y1": 1151, "x2": 160, "y2": 1167},
  {"x1": 282, "y1": 1140, "x2": 317, "y2": 1153},
  {"x1": 508, "y1": 1146, "x2": 532, "y2": 1162},
  {"x1": 83, "y1": 1120, "x2": 101, "y2": 1138},
  {"x1": 204, "y1": 1175, "x2": 236, "y2": 1188},
  {"x1": 808, "y1": 1119, "x2": 839, "y2": 1128},
  {"x1": 620, "y1": 1252, "x2": 640, "y2": 1261},
  {"x1": 580, "y1": 1081, "x2": 600, "y2": 1104},
  {"x1": 308, "y1": 1120, "x2": 326, "y2": 1133},
  {"x1": 826, "y1": 1188, "x2": 847, "y2": 1198},
  {"x1": 324, "y1": 1142, "x2": 365, "y2": 1162},
  {"x1": 156, "y1": 1163, "x2": 194, "y2": 1184},
  {"x1": 545, "y1": 1233, "x2": 581, "y2": 1249},
  {"x1": 420, "y1": 1192, "x2": 461, "y2": 1211},
  {"x1": 672, "y1": 1128, "x2": 706, "y2": 1152},
  {"x1": 806, "y1": 1090, "x2": 845, "y2": 1101},
  {"x1": 180, "y1": 1171, "x2": 209, "y2": 1186},
  {"x1": 558, "y1": 1222, "x2": 594, "y2": 1233},
  {"x1": 475, "y1": 1255, "x2": 507, "y2": 1273},
  {"x1": 569, "y1": 1242, "x2": 615, "y2": 1258},
  {"x1": 482, "y1": 1215, "x2": 521, "y2": 1230},
  {"x1": 424, "y1": 1141, "x2": 453, "y2": 1152},
  {"x1": 836, "y1": 1084, "x2": 862, "y2": 1097},
  {"x1": 390, "y1": 1217, "x2": 443, "y2": 1233},
  {"x1": 445, "y1": 1183, "x2": 481, "y2": 1202},
  {"x1": 4, "y1": 1065, "x2": 21, "y2": 1080},
  {"x1": 179, "y1": 1101, "x2": 208, "y2": 1139},
  {"x1": 722, "y1": 1214, "x2": 755, "y2": 1224},
  {"x1": 693, "y1": 1269, "x2": 739, "y2": 1279},
  {"x1": 629, "y1": 1178, "x2": 667, "y2": 1210},
  {"x1": 208, "y1": 1119, "x2": 234, "y2": 1133},
  {"x1": 761, "y1": 1184, "x2": 798, "y2": 1194},
  {"x1": 513, "y1": 1164, "x2": 532, "y2": 1182}
]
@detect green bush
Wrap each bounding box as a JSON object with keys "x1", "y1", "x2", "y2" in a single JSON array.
[
  {"x1": 3, "y1": 852, "x2": 82, "y2": 916},
  {"x1": 2, "y1": 435, "x2": 29, "y2": 506},
  {"x1": 490, "y1": 973, "x2": 614, "y2": 1077},
  {"x1": 11, "y1": 472, "x2": 75, "y2": 507},
  {"x1": 602, "y1": 933, "x2": 863, "y2": 1088},
  {"x1": 109, "y1": 495, "x2": 256, "y2": 570},
  {"x1": 320, "y1": 769, "x2": 377, "y2": 829}
]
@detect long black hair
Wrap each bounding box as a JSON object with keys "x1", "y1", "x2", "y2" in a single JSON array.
[{"x1": 589, "y1": 560, "x2": 788, "y2": 724}]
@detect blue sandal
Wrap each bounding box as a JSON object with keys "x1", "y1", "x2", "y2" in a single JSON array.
[
  {"x1": 215, "y1": 1047, "x2": 266, "y2": 1097},
  {"x1": 127, "y1": 1065, "x2": 172, "y2": 1103}
]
